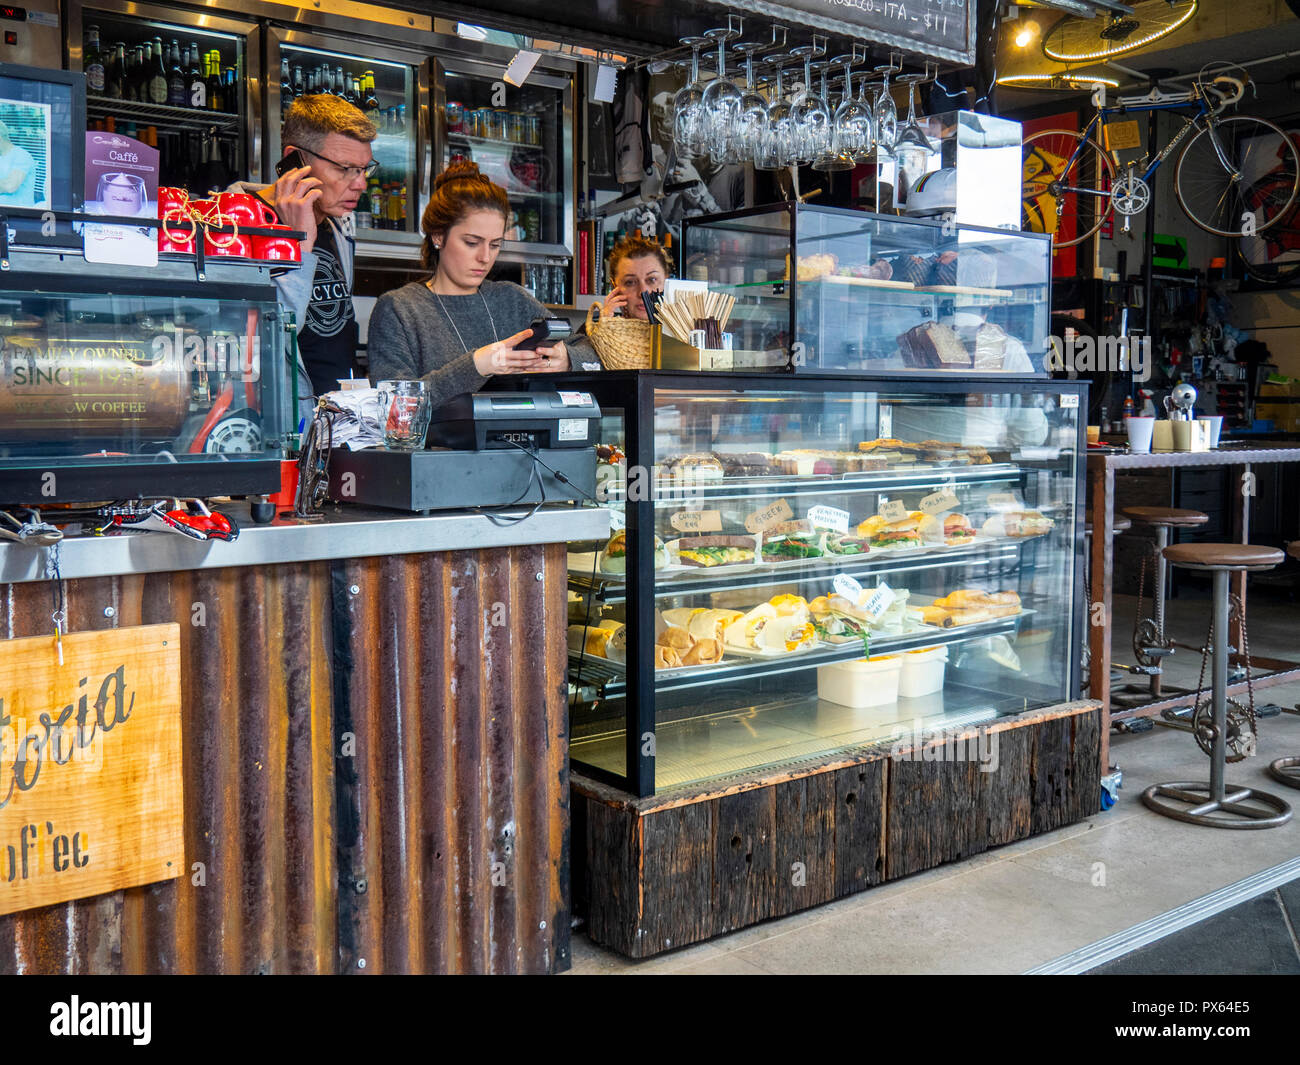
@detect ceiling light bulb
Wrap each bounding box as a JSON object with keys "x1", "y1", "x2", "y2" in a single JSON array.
[{"x1": 1015, "y1": 27, "x2": 1033, "y2": 47}]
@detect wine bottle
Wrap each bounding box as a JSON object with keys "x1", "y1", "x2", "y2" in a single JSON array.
[
  {"x1": 205, "y1": 51, "x2": 223, "y2": 112},
  {"x1": 189, "y1": 45, "x2": 205, "y2": 109},
  {"x1": 105, "y1": 42, "x2": 125, "y2": 100},
  {"x1": 168, "y1": 40, "x2": 187, "y2": 107},
  {"x1": 148, "y1": 39, "x2": 169, "y2": 106},
  {"x1": 84, "y1": 26, "x2": 105, "y2": 94},
  {"x1": 128, "y1": 45, "x2": 144, "y2": 102}
]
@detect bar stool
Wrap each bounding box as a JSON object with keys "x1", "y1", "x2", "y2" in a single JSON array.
[
  {"x1": 1119, "y1": 505, "x2": 1209, "y2": 697},
  {"x1": 1267, "y1": 542, "x2": 1300, "y2": 792},
  {"x1": 1081, "y1": 515, "x2": 1131, "y2": 691},
  {"x1": 1141, "y1": 543, "x2": 1293, "y2": 829}
]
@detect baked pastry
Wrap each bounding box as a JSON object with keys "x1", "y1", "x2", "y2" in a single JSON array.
[
  {"x1": 680, "y1": 638, "x2": 723, "y2": 666},
  {"x1": 655, "y1": 645, "x2": 682, "y2": 669},
  {"x1": 931, "y1": 250, "x2": 958, "y2": 286},
  {"x1": 715, "y1": 452, "x2": 773, "y2": 477},
  {"x1": 688, "y1": 608, "x2": 743, "y2": 643},
  {"x1": 898, "y1": 322, "x2": 971, "y2": 369},
  {"x1": 659, "y1": 625, "x2": 694, "y2": 652},
  {"x1": 982, "y1": 511, "x2": 1055, "y2": 538},
  {"x1": 792, "y1": 252, "x2": 837, "y2": 280},
  {"x1": 898, "y1": 255, "x2": 930, "y2": 286}
]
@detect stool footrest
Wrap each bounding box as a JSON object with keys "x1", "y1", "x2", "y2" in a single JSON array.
[{"x1": 1141, "y1": 781, "x2": 1293, "y2": 829}]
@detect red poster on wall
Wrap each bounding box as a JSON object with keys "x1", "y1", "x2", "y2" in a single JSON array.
[{"x1": 1022, "y1": 112, "x2": 1079, "y2": 279}]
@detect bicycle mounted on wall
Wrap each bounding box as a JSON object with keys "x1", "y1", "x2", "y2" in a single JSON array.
[{"x1": 1022, "y1": 70, "x2": 1300, "y2": 249}]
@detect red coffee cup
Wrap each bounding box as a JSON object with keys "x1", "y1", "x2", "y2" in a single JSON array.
[
  {"x1": 252, "y1": 223, "x2": 302, "y2": 263},
  {"x1": 158, "y1": 209, "x2": 196, "y2": 254},
  {"x1": 157, "y1": 186, "x2": 190, "y2": 217},
  {"x1": 215, "y1": 191, "x2": 277, "y2": 227},
  {"x1": 202, "y1": 211, "x2": 251, "y2": 257}
]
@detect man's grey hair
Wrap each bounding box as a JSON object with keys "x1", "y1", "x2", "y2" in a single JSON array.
[{"x1": 281, "y1": 95, "x2": 376, "y2": 154}]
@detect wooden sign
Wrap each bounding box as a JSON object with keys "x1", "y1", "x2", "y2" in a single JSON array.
[
  {"x1": 0, "y1": 624, "x2": 183, "y2": 916},
  {"x1": 744, "y1": 498, "x2": 794, "y2": 534},
  {"x1": 670, "y1": 509, "x2": 723, "y2": 533}
]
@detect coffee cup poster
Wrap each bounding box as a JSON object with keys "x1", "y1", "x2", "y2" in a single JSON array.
[{"x1": 83, "y1": 132, "x2": 159, "y2": 267}]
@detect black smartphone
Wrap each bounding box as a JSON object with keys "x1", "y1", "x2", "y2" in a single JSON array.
[
  {"x1": 275, "y1": 148, "x2": 308, "y2": 178},
  {"x1": 515, "y1": 317, "x2": 573, "y2": 352}
]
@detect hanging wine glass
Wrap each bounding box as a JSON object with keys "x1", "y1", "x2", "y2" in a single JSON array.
[
  {"x1": 848, "y1": 73, "x2": 878, "y2": 161},
  {"x1": 873, "y1": 59, "x2": 899, "y2": 153},
  {"x1": 754, "y1": 55, "x2": 793, "y2": 171},
  {"x1": 700, "y1": 26, "x2": 743, "y2": 165},
  {"x1": 673, "y1": 37, "x2": 709, "y2": 160},
  {"x1": 789, "y1": 40, "x2": 830, "y2": 163},
  {"x1": 733, "y1": 40, "x2": 769, "y2": 165},
  {"x1": 815, "y1": 53, "x2": 865, "y2": 172},
  {"x1": 893, "y1": 71, "x2": 934, "y2": 205}
]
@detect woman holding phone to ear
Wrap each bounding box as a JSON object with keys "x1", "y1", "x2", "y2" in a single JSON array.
[
  {"x1": 600, "y1": 234, "x2": 672, "y2": 321},
  {"x1": 367, "y1": 160, "x2": 595, "y2": 407}
]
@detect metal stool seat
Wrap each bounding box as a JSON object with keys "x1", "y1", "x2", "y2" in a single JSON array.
[
  {"x1": 1141, "y1": 543, "x2": 1292, "y2": 828},
  {"x1": 1268, "y1": 542, "x2": 1300, "y2": 792},
  {"x1": 1119, "y1": 507, "x2": 1210, "y2": 698},
  {"x1": 1085, "y1": 516, "x2": 1132, "y2": 535}
]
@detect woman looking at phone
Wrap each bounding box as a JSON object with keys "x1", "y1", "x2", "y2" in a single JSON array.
[{"x1": 367, "y1": 160, "x2": 594, "y2": 405}]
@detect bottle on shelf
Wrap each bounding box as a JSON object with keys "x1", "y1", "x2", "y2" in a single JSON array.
[
  {"x1": 347, "y1": 77, "x2": 361, "y2": 107},
  {"x1": 335, "y1": 66, "x2": 346, "y2": 98},
  {"x1": 148, "y1": 39, "x2": 169, "y2": 106},
  {"x1": 128, "y1": 44, "x2": 144, "y2": 102},
  {"x1": 292, "y1": 65, "x2": 305, "y2": 98},
  {"x1": 362, "y1": 72, "x2": 379, "y2": 118},
  {"x1": 354, "y1": 183, "x2": 372, "y2": 229},
  {"x1": 205, "y1": 51, "x2": 223, "y2": 112},
  {"x1": 396, "y1": 105, "x2": 406, "y2": 134},
  {"x1": 168, "y1": 40, "x2": 187, "y2": 107},
  {"x1": 280, "y1": 58, "x2": 292, "y2": 114},
  {"x1": 106, "y1": 42, "x2": 125, "y2": 100},
  {"x1": 223, "y1": 66, "x2": 237, "y2": 111},
  {"x1": 370, "y1": 181, "x2": 385, "y2": 228},
  {"x1": 188, "y1": 45, "x2": 205, "y2": 109},
  {"x1": 84, "y1": 26, "x2": 105, "y2": 95}
]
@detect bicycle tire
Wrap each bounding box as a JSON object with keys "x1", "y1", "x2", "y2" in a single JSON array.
[
  {"x1": 1235, "y1": 160, "x2": 1300, "y2": 283},
  {"x1": 1022, "y1": 129, "x2": 1115, "y2": 249},
  {"x1": 1175, "y1": 115, "x2": 1300, "y2": 237}
]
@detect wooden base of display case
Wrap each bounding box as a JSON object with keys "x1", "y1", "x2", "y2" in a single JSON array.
[{"x1": 573, "y1": 700, "x2": 1100, "y2": 959}]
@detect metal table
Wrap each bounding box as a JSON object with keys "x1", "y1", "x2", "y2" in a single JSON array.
[{"x1": 1088, "y1": 443, "x2": 1300, "y2": 773}]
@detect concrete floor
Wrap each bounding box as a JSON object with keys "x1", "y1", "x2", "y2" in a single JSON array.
[{"x1": 567, "y1": 588, "x2": 1300, "y2": 975}]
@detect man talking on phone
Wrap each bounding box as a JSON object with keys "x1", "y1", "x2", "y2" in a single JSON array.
[{"x1": 227, "y1": 95, "x2": 377, "y2": 409}]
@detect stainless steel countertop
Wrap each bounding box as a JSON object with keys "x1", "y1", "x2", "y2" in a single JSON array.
[{"x1": 0, "y1": 503, "x2": 612, "y2": 584}]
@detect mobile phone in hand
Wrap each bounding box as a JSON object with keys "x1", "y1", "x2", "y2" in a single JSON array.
[
  {"x1": 276, "y1": 148, "x2": 308, "y2": 178},
  {"x1": 515, "y1": 316, "x2": 573, "y2": 351}
]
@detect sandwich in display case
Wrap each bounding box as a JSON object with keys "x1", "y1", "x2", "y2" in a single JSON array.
[{"x1": 552, "y1": 371, "x2": 1086, "y2": 798}]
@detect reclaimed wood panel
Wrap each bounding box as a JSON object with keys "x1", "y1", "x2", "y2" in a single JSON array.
[
  {"x1": 887, "y1": 746, "x2": 986, "y2": 880},
  {"x1": 1030, "y1": 715, "x2": 1073, "y2": 836},
  {"x1": 773, "y1": 772, "x2": 837, "y2": 914},
  {"x1": 983, "y1": 726, "x2": 1033, "y2": 848},
  {"x1": 713, "y1": 789, "x2": 777, "y2": 936},
  {"x1": 833, "y1": 761, "x2": 886, "y2": 896}
]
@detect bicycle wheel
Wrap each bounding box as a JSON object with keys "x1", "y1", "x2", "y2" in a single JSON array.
[
  {"x1": 1235, "y1": 169, "x2": 1300, "y2": 283},
  {"x1": 1022, "y1": 129, "x2": 1115, "y2": 248},
  {"x1": 1175, "y1": 115, "x2": 1300, "y2": 237}
]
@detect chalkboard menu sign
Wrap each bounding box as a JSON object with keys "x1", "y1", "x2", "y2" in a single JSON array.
[{"x1": 709, "y1": 0, "x2": 975, "y2": 65}]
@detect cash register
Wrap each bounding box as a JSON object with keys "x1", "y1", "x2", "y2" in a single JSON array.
[{"x1": 328, "y1": 391, "x2": 600, "y2": 513}]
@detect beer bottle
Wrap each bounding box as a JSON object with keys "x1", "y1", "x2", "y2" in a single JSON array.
[
  {"x1": 84, "y1": 26, "x2": 105, "y2": 94},
  {"x1": 224, "y1": 66, "x2": 237, "y2": 113},
  {"x1": 188, "y1": 45, "x2": 205, "y2": 109},
  {"x1": 346, "y1": 77, "x2": 360, "y2": 106},
  {"x1": 335, "y1": 66, "x2": 346, "y2": 97},
  {"x1": 105, "y1": 42, "x2": 125, "y2": 100},
  {"x1": 292, "y1": 65, "x2": 305, "y2": 98},
  {"x1": 168, "y1": 40, "x2": 187, "y2": 107},
  {"x1": 148, "y1": 39, "x2": 169, "y2": 106},
  {"x1": 362, "y1": 72, "x2": 379, "y2": 117},
  {"x1": 128, "y1": 45, "x2": 143, "y2": 101},
  {"x1": 279, "y1": 58, "x2": 292, "y2": 115}
]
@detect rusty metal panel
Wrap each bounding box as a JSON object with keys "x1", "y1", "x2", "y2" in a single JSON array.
[
  {"x1": 0, "y1": 540, "x2": 568, "y2": 974},
  {"x1": 334, "y1": 543, "x2": 570, "y2": 975}
]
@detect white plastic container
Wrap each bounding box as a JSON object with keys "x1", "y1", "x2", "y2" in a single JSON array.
[
  {"x1": 817, "y1": 654, "x2": 902, "y2": 709},
  {"x1": 898, "y1": 645, "x2": 949, "y2": 698}
]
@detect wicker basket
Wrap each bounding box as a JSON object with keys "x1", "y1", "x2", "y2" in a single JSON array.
[{"x1": 585, "y1": 303, "x2": 653, "y2": 370}]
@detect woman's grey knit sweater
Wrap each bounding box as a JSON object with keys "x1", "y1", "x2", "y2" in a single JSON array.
[{"x1": 366, "y1": 280, "x2": 599, "y2": 409}]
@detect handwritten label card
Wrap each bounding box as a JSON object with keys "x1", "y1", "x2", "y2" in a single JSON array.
[
  {"x1": 919, "y1": 489, "x2": 960, "y2": 515},
  {"x1": 670, "y1": 509, "x2": 722, "y2": 533},
  {"x1": 807, "y1": 505, "x2": 851, "y2": 533},
  {"x1": 861, "y1": 582, "x2": 895, "y2": 623},
  {"x1": 833, "y1": 573, "x2": 864, "y2": 602},
  {"x1": 744, "y1": 498, "x2": 794, "y2": 534},
  {"x1": 877, "y1": 499, "x2": 908, "y2": 523}
]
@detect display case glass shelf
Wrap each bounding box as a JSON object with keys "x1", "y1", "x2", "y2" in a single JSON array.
[
  {"x1": 683, "y1": 205, "x2": 1051, "y2": 377},
  {"x1": 543, "y1": 371, "x2": 1085, "y2": 797}
]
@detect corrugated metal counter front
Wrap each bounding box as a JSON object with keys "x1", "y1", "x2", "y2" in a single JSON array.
[{"x1": 0, "y1": 503, "x2": 610, "y2": 975}]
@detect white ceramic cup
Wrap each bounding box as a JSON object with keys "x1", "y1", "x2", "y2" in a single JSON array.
[
  {"x1": 1172, "y1": 420, "x2": 1194, "y2": 451},
  {"x1": 1125, "y1": 416, "x2": 1155, "y2": 454},
  {"x1": 1198, "y1": 415, "x2": 1224, "y2": 448},
  {"x1": 1152, "y1": 420, "x2": 1175, "y2": 452}
]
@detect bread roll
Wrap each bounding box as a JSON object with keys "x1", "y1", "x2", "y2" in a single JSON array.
[
  {"x1": 680, "y1": 638, "x2": 723, "y2": 665},
  {"x1": 654, "y1": 645, "x2": 681, "y2": 669},
  {"x1": 919, "y1": 606, "x2": 951, "y2": 626},
  {"x1": 660, "y1": 625, "x2": 693, "y2": 651},
  {"x1": 857, "y1": 515, "x2": 887, "y2": 538}
]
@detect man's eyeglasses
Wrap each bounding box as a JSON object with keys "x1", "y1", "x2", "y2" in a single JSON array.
[{"x1": 292, "y1": 145, "x2": 380, "y2": 181}]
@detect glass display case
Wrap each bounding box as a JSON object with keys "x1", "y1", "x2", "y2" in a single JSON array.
[
  {"x1": 682, "y1": 205, "x2": 1051, "y2": 376},
  {"x1": 0, "y1": 251, "x2": 290, "y2": 504},
  {"x1": 552, "y1": 371, "x2": 1085, "y2": 798},
  {"x1": 433, "y1": 56, "x2": 575, "y2": 303}
]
